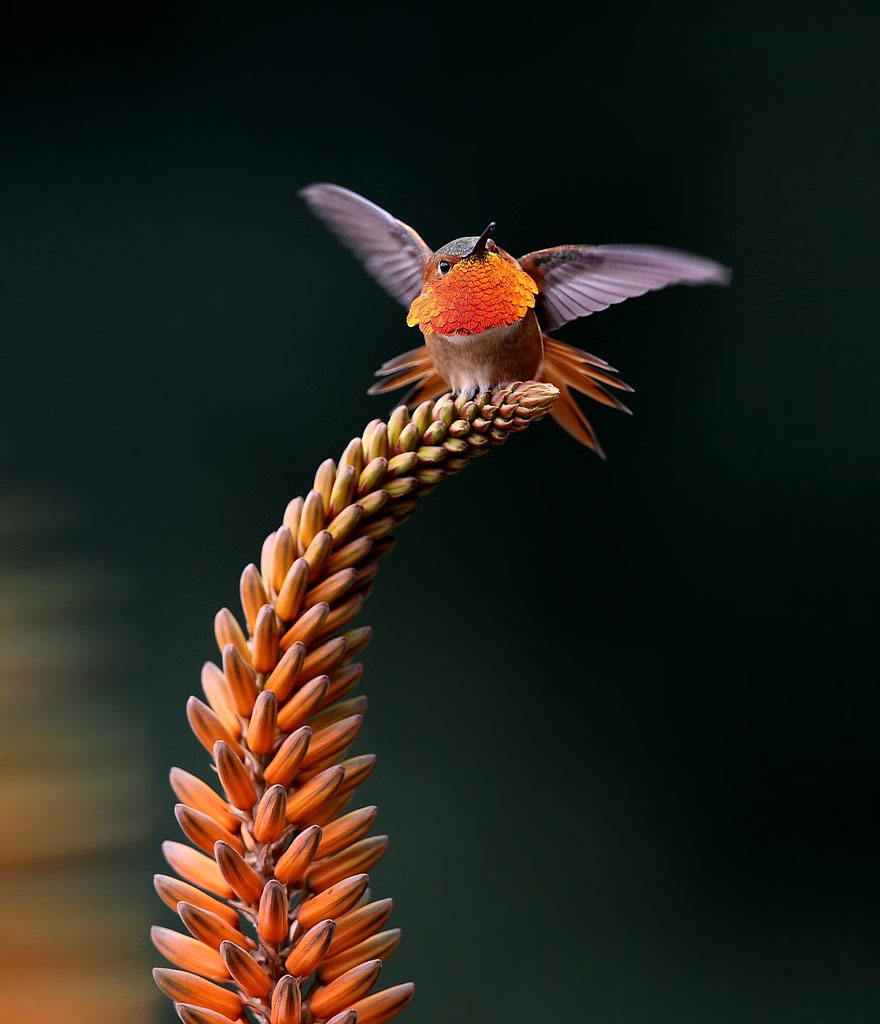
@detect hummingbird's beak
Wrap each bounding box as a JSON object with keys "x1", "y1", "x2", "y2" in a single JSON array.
[{"x1": 466, "y1": 221, "x2": 497, "y2": 258}]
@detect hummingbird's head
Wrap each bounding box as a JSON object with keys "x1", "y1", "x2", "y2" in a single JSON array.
[{"x1": 407, "y1": 222, "x2": 538, "y2": 336}]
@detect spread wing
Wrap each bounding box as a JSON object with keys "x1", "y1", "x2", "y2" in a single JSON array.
[
  {"x1": 299, "y1": 183, "x2": 432, "y2": 306},
  {"x1": 520, "y1": 244, "x2": 731, "y2": 331}
]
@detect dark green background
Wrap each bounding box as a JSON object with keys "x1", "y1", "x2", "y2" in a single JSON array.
[{"x1": 3, "y1": 3, "x2": 879, "y2": 1021}]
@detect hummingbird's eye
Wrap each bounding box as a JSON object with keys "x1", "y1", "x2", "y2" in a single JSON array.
[{"x1": 438, "y1": 260, "x2": 452, "y2": 275}]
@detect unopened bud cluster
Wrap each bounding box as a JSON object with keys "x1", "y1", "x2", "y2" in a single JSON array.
[{"x1": 152, "y1": 383, "x2": 558, "y2": 1024}]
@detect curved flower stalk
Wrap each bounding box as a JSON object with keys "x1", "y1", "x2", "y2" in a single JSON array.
[{"x1": 152, "y1": 382, "x2": 559, "y2": 1024}]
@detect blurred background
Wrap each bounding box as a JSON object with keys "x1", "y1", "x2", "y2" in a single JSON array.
[{"x1": 1, "y1": 2, "x2": 878, "y2": 1022}]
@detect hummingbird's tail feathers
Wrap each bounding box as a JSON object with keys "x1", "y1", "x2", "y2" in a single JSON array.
[
  {"x1": 367, "y1": 345, "x2": 437, "y2": 397},
  {"x1": 543, "y1": 377, "x2": 606, "y2": 458},
  {"x1": 399, "y1": 373, "x2": 449, "y2": 409},
  {"x1": 540, "y1": 336, "x2": 636, "y2": 456},
  {"x1": 367, "y1": 345, "x2": 447, "y2": 408},
  {"x1": 541, "y1": 339, "x2": 619, "y2": 373},
  {"x1": 541, "y1": 337, "x2": 634, "y2": 414}
]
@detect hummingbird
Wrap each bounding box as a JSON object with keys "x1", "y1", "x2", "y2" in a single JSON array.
[{"x1": 299, "y1": 183, "x2": 730, "y2": 457}]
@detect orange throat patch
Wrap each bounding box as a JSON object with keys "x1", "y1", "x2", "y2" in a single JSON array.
[{"x1": 407, "y1": 253, "x2": 538, "y2": 336}]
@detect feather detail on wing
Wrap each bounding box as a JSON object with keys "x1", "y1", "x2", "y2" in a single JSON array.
[
  {"x1": 299, "y1": 183, "x2": 432, "y2": 306},
  {"x1": 368, "y1": 346, "x2": 447, "y2": 408},
  {"x1": 520, "y1": 244, "x2": 731, "y2": 331},
  {"x1": 539, "y1": 336, "x2": 636, "y2": 456}
]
